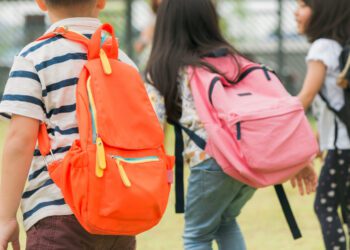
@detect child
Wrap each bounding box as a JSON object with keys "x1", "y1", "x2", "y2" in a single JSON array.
[
  {"x1": 0, "y1": 0, "x2": 137, "y2": 249},
  {"x1": 295, "y1": 0, "x2": 350, "y2": 249},
  {"x1": 134, "y1": 0, "x2": 162, "y2": 73},
  {"x1": 145, "y1": 0, "x2": 317, "y2": 249}
]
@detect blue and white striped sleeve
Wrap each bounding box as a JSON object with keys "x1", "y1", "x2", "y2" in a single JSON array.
[{"x1": 0, "y1": 56, "x2": 45, "y2": 121}]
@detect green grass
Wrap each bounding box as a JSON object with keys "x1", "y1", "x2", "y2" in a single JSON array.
[
  {"x1": 138, "y1": 180, "x2": 324, "y2": 250},
  {"x1": 0, "y1": 122, "x2": 324, "y2": 250}
]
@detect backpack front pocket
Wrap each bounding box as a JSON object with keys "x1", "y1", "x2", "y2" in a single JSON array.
[
  {"x1": 236, "y1": 109, "x2": 316, "y2": 172},
  {"x1": 88, "y1": 150, "x2": 169, "y2": 221}
]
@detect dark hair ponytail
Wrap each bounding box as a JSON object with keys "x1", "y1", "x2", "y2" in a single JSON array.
[{"x1": 146, "y1": 0, "x2": 242, "y2": 121}]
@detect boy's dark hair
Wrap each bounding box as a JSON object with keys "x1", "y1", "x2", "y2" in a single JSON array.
[
  {"x1": 304, "y1": 0, "x2": 350, "y2": 46},
  {"x1": 146, "y1": 0, "x2": 242, "y2": 121},
  {"x1": 45, "y1": 0, "x2": 95, "y2": 7}
]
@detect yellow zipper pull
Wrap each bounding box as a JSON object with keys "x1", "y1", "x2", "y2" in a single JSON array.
[
  {"x1": 96, "y1": 137, "x2": 106, "y2": 170},
  {"x1": 100, "y1": 49, "x2": 112, "y2": 75},
  {"x1": 116, "y1": 159, "x2": 131, "y2": 187},
  {"x1": 96, "y1": 162, "x2": 104, "y2": 178},
  {"x1": 95, "y1": 137, "x2": 106, "y2": 178}
]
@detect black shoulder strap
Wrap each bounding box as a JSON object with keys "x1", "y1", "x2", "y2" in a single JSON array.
[
  {"x1": 339, "y1": 42, "x2": 350, "y2": 82},
  {"x1": 274, "y1": 185, "x2": 302, "y2": 239},
  {"x1": 170, "y1": 121, "x2": 207, "y2": 213},
  {"x1": 318, "y1": 92, "x2": 341, "y2": 149},
  {"x1": 173, "y1": 122, "x2": 185, "y2": 213},
  {"x1": 318, "y1": 92, "x2": 339, "y2": 114}
]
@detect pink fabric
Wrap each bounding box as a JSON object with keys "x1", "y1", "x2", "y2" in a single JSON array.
[{"x1": 189, "y1": 56, "x2": 318, "y2": 188}]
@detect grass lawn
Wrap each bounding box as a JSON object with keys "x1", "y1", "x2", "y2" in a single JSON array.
[
  {"x1": 0, "y1": 122, "x2": 325, "y2": 250},
  {"x1": 137, "y1": 162, "x2": 324, "y2": 250}
]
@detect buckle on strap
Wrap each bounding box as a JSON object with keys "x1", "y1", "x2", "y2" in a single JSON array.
[
  {"x1": 53, "y1": 26, "x2": 68, "y2": 36},
  {"x1": 42, "y1": 150, "x2": 56, "y2": 167}
]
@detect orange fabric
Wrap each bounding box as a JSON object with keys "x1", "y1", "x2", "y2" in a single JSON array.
[
  {"x1": 37, "y1": 24, "x2": 174, "y2": 235},
  {"x1": 37, "y1": 26, "x2": 90, "y2": 48}
]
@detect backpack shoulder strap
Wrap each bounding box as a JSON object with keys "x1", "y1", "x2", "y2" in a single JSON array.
[
  {"x1": 172, "y1": 121, "x2": 185, "y2": 213},
  {"x1": 36, "y1": 23, "x2": 119, "y2": 61},
  {"x1": 274, "y1": 185, "x2": 302, "y2": 239},
  {"x1": 169, "y1": 120, "x2": 206, "y2": 213},
  {"x1": 318, "y1": 92, "x2": 339, "y2": 114},
  {"x1": 37, "y1": 26, "x2": 90, "y2": 48}
]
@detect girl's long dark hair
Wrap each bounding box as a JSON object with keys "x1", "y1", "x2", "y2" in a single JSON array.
[
  {"x1": 304, "y1": 0, "x2": 350, "y2": 45},
  {"x1": 145, "y1": 0, "x2": 241, "y2": 121}
]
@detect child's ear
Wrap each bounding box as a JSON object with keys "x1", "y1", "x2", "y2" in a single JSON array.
[
  {"x1": 96, "y1": 0, "x2": 106, "y2": 10},
  {"x1": 35, "y1": 0, "x2": 48, "y2": 11}
]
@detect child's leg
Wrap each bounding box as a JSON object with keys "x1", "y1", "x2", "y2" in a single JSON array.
[
  {"x1": 183, "y1": 158, "x2": 254, "y2": 250},
  {"x1": 314, "y1": 150, "x2": 348, "y2": 250},
  {"x1": 94, "y1": 234, "x2": 136, "y2": 250},
  {"x1": 342, "y1": 151, "x2": 350, "y2": 241},
  {"x1": 26, "y1": 215, "x2": 136, "y2": 250},
  {"x1": 214, "y1": 219, "x2": 245, "y2": 250},
  {"x1": 214, "y1": 185, "x2": 254, "y2": 250}
]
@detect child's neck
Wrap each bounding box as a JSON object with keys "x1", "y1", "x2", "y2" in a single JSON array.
[{"x1": 48, "y1": 9, "x2": 99, "y2": 23}]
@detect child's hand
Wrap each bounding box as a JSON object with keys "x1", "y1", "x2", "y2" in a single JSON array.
[
  {"x1": 0, "y1": 217, "x2": 20, "y2": 250},
  {"x1": 291, "y1": 164, "x2": 318, "y2": 196}
]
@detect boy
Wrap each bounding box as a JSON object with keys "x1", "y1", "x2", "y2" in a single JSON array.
[{"x1": 0, "y1": 0, "x2": 137, "y2": 249}]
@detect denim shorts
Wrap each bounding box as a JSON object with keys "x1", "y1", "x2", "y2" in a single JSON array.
[
  {"x1": 26, "y1": 215, "x2": 136, "y2": 250},
  {"x1": 186, "y1": 158, "x2": 256, "y2": 219},
  {"x1": 184, "y1": 158, "x2": 256, "y2": 246}
]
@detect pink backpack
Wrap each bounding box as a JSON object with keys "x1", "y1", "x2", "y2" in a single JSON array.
[
  {"x1": 173, "y1": 50, "x2": 318, "y2": 239},
  {"x1": 188, "y1": 55, "x2": 318, "y2": 188}
]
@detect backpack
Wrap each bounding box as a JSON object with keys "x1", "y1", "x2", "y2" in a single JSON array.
[
  {"x1": 172, "y1": 49, "x2": 318, "y2": 239},
  {"x1": 319, "y1": 42, "x2": 350, "y2": 137},
  {"x1": 37, "y1": 24, "x2": 175, "y2": 235}
]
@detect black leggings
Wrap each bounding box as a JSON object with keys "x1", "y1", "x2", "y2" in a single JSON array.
[{"x1": 314, "y1": 150, "x2": 350, "y2": 250}]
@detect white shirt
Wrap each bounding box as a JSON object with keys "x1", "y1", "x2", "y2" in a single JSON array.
[
  {"x1": 307, "y1": 38, "x2": 350, "y2": 150},
  {"x1": 0, "y1": 17, "x2": 136, "y2": 230}
]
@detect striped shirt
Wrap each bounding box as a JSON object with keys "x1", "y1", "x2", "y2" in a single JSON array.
[{"x1": 0, "y1": 17, "x2": 137, "y2": 231}]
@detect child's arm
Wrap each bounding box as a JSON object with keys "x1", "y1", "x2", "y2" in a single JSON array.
[
  {"x1": 293, "y1": 61, "x2": 326, "y2": 195},
  {"x1": 0, "y1": 115, "x2": 39, "y2": 250},
  {"x1": 298, "y1": 60, "x2": 327, "y2": 110},
  {"x1": 134, "y1": 24, "x2": 154, "y2": 53}
]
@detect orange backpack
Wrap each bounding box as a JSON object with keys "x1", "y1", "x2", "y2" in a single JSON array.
[{"x1": 37, "y1": 24, "x2": 174, "y2": 235}]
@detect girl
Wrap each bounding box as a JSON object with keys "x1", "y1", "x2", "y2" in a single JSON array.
[
  {"x1": 134, "y1": 0, "x2": 162, "y2": 72},
  {"x1": 295, "y1": 0, "x2": 350, "y2": 249},
  {"x1": 146, "y1": 0, "x2": 316, "y2": 249}
]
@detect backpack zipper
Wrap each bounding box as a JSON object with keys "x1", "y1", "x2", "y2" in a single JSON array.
[
  {"x1": 87, "y1": 77, "x2": 107, "y2": 178},
  {"x1": 236, "y1": 122, "x2": 241, "y2": 140},
  {"x1": 110, "y1": 155, "x2": 160, "y2": 187},
  {"x1": 209, "y1": 65, "x2": 274, "y2": 106},
  {"x1": 234, "y1": 65, "x2": 273, "y2": 84}
]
